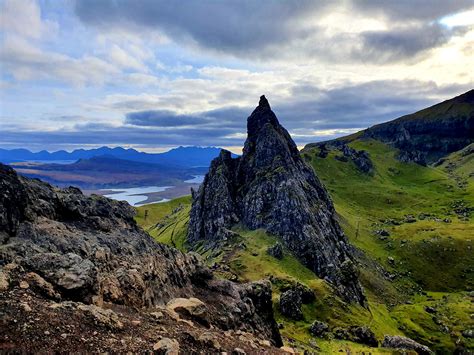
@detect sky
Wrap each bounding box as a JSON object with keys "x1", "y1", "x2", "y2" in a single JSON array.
[{"x1": 0, "y1": 0, "x2": 473, "y2": 153}]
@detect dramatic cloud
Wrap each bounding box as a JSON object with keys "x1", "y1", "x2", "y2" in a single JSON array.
[
  {"x1": 74, "y1": 0, "x2": 325, "y2": 54},
  {"x1": 73, "y1": 0, "x2": 473, "y2": 62},
  {"x1": 1, "y1": 1, "x2": 473, "y2": 151}
]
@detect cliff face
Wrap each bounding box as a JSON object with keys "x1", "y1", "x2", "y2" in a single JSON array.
[
  {"x1": 188, "y1": 96, "x2": 366, "y2": 306},
  {"x1": 362, "y1": 89, "x2": 474, "y2": 165},
  {"x1": 0, "y1": 163, "x2": 282, "y2": 349}
]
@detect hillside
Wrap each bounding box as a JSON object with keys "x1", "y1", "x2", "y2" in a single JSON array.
[
  {"x1": 307, "y1": 89, "x2": 474, "y2": 165},
  {"x1": 137, "y1": 139, "x2": 473, "y2": 353},
  {"x1": 136, "y1": 94, "x2": 474, "y2": 353}
]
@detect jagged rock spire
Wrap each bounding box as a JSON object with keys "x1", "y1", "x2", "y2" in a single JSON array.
[{"x1": 188, "y1": 96, "x2": 366, "y2": 306}]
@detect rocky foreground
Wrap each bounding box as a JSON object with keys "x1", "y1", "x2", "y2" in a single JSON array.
[{"x1": 0, "y1": 163, "x2": 284, "y2": 353}]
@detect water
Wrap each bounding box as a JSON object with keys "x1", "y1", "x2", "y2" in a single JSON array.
[
  {"x1": 184, "y1": 175, "x2": 205, "y2": 184},
  {"x1": 103, "y1": 186, "x2": 172, "y2": 207}
]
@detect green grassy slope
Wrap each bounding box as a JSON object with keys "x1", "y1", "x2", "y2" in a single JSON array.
[{"x1": 136, "y1": 140, "x2": 473, "y2": 353}]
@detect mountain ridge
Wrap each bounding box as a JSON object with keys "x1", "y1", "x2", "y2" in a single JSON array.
[
  {"x1": 306, "y1": 89, "x2": 474, "y2": 165},
  {"x1": 0, "y1": 145, "x2": 231, "y2": 168}
]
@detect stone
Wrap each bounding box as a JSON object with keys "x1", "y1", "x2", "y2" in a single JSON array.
[
  {"x1": 382, "y1": 335, "x2": 433, "y2": 354},
  {"x1": 20, "y1": 303, "x2": 32, "y2": 312},
  {"x1": 309, "y1": 321, "x2": 329, "y2": 337},
  {"x1": 281, "y1": 346, "x2": 296, "y2": 353},
  {"x1": 462, "y1": 329, "x2": 474, "y2": 338},
  {"x1": 267, "y1": 243, "x2": 283, "y2": 259},
  {"x1": 24, "y1": 272, "x2": 61, "y2": 300},
  {"x1": 424, "y1": 306, "x2": 436, "y2": 314},
  {"x1": 153, "y1": 338, "x2": 179, "y2": 355},
  {"x1": 19, "y1": 281, "x2": 29, "y2": 289},
  {"x1": 188, "y1": 96, "x2": 366, "y2": 306},
  {"x1": 198, "y1": 332, "x2": 221, "y2": 350},
  {"x1": 349, "y1": 326, "x2": 378, "y2": 347},
  {"x1": 166, "y1": 297, "x2": 208, "y2": 326},
  {"x1": 333, "y1": 327, "x2": 350, "y2": 340},
  {"x1": 150, "y1": 311, "x2": 164, "y2": 321},
  {"x1": 77, "y1": 304, "x2": 123, "y2": 330},
  {"x1": 0, "y1": 269, "x2": 9, "y2": 291},
  {"x1": 280, "y1": 289, "x2": 303, "y2": 320},
  {"x1": 232, "y1": 348, "x2": 246, "y2": 355}
]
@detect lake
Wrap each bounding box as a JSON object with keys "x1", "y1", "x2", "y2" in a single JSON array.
[{"x1": 103, "y1": 186, "x2": 172, "y2": 207}]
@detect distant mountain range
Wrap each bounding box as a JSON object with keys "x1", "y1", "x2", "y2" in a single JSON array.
[{"x1": 0, "y1": 146, "x2": 232, "y2": 168}]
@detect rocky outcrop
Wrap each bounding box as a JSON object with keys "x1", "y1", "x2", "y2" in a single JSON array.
[
  {"x1": 0, "y1": 163, "x2": 282, "y2": 348},
  {"x1": 382, "y1": 335, "x2": 433, "y2": 354},
  {"x1": 309, "y1": 321, "x2": 329, "y2": 337},
  {"x1": 267, "y1": 243, "x2": 283, "y2": 259},
  {"x1": 188, "y1": 96, "x2": 366, "y2": 306},
  {"x1": 279, "y1": 289, "x2": 303, "y2": 320},
  {"x1": 304, "y1": 141, "x2": 374, "y2": 174}
]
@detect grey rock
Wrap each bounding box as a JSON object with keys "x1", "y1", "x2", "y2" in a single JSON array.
[
  {"x1": 279, "y1": 289, "x2": 303, "y2": 320},
  {"x1": 0, "y1": 163, "x2": 282, "y2": 347},
  {"x1": 188, "y1": 96, "x2": 366, "y2": 306},
  {"x1": 349, "y1": 326, "x2": 378, "y2": 347},
  {"x1": 462, "y1": 329, "x2": 473, "y2": 338},
  {"x1": 267, "y1": 243, "x2": 283, "y2": 259},
  {"x1": 382, "y1": 335, "x2": 433, "y2": 354},
  {"x1": 309, "y1": 321, "x2": 329, "y2": 337},
  {"x1": 77, "y1": 304, "x2": 123, "y2": 330},
  {"x1": 153, "y1": 337, "x2": 179, "y2": 354}
]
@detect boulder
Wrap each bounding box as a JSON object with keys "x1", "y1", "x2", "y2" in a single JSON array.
[
  {"x1": 166, "y1": 297, "x2": 208, "y2": 326},
  {"x1": 350, "y1": 326, "x2": 378, "y2": 347},
  {"x1": 309, "y1": 321, "x2": 329, "y2": 337},
  {"x1": 267, "y1": 243, "x2": 283, "y2": 259},
  {"x1": 279, "y1": 289, "x2": 303, "y2": 320},
  {"x1": 77, "y1": 304, "x2": 123, "y2": 330},
  {"x1": 24, "y1": 272, "x2": 61, "y2": 300},
  {"x1": 382, "y1": 335, "x2": 433, "y2": 354},
  {"x1": 153, "y1": 338, "x2": 179, "y2": 355}
]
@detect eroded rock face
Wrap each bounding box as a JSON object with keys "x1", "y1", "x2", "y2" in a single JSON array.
[
  {"x1": 188, "y1": 96, "x2": 366, "y2": 306},
  {"x1": 0, "y1": 164, "x2": 282, "y2": 346}
]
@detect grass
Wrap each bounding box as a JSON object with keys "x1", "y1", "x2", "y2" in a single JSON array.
[
  {"x1": 135, "y1": 195, "x2": 191, "y2": 250},
  {"x1": 136, "y1": 139, "x2": 473, "y2": 353}
]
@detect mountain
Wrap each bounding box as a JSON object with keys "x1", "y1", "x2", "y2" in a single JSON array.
[
  {"x1": 9, "y1": 155, "x2": 206, "y2": 189},
  {"x1": 0, "y1": 146, "x2": 228, "y2": 168},
  {"x1": 0, "y1": 163, "x2": 283, "y2": 352},
  {"x1": 307, "y1": 89, "x2": 474, "y2": 165},
  {"x1": 139, "y1": 93, "x2": 473, "y2": 353},
  {"x1": 188, "y1": 96, "x2": 366, "y2": 305}
]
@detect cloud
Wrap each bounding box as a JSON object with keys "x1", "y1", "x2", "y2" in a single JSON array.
[
  {"x1": 0, "y1": 0, "x2": 58, "y2": 39},
  {"x1": 358, "y1": 23, "x2": 467, "y2": 63},
  {"x1": 350, "y1": 1, "x2": 474, "y2": 22},
  {"x1": 74, "y1": 0, "x2": 325, "y2": 54},
  {"x1": 0, "y1": 35, "x2": 119, "y2": 86},
  {"x1": 3, "y1": 79, "x2": 468, "y2": 151},
  {"x1": 125, "y1": 110, "x2": 209, "y2": 127},
  {"x1": 73, "y1": 0, "x2": 473, "y2": 63}
]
